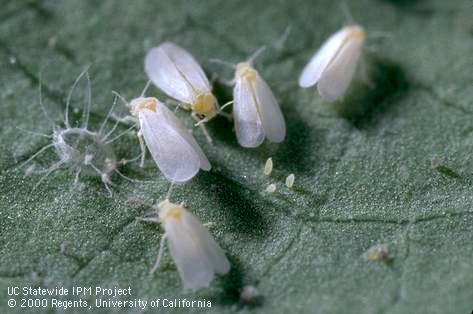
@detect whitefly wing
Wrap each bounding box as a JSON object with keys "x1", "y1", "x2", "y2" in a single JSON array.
[
  {"x1": 298, "y1": 28, "x2": 348, "y2": 88},
  {"x1": 233, "y1": 79, "x2": 265, "y2": 148},
  {"x1": 317, "y1": 34, "x2": 365, "y2": 102},
  {"x1": 155, "y1": 103, "x2": 211, "y2": 171},
  {"x1": 145, "y1": 45, "x2": 194, "y2": 104},
  {"x1": 164, "y1": 209, "x2": 230, "y2": 289},
  {"x1": 253, "y1": 72, "x2": 286, "y2": 143},
  {"x1": 145, "y1": 42, "x2": 210, "y2": 104},
  {"x1": 181, "y1": 209, "x2": 230, "y2": 275},
  {"x1": 139, "y1": 105, "x2": 210, "y2": 183},
  {"x1": 160, "y1": 42, "x2": 210, "y2": 92}
]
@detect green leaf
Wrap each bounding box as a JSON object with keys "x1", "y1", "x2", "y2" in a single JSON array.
[{"x1": 1, "y1": 0, "x2": 473, "y2": 313}]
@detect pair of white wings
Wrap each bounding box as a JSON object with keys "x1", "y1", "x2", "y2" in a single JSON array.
[
  {"x1": 298, "y1": 26, "x2": 365, "y2": 102},
  {"x1": 163, "y1": 208, "x2": 230, "y2": 290},
  {"x1": 139, "y1": 104, "x2": 210, "y2": 183},
  {"x1": 234, "y1": 70, "x2": 286, "y2": 148},
  {"x1": 145, "y1": 42, "x2": 211, "y2": 104}
]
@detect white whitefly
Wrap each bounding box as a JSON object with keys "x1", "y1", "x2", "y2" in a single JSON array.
[
  {"x1": 298, "y1": 25, "x2": 366, "y2": 102},
  {"x1": 232, "y1": 51, "x2": 286, "y2": 147},
  {"x1": 127, "y1": 97, "x2": 210, "y2": 183},
  {"x1": 144, "y1": 42, "x2": 218, "y2": 142},
  {"x1": 143, "y1": 199, "x2": 230, "y2": 290}
]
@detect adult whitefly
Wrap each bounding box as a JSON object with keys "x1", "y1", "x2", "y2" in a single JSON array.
[
  {"x1": 232, "y1": 48, "x2": 286, "y2": 148},
  {"x1": 127, "y1": 97, "x2": 210, "y2": 183},
  {"x1": 299, "y1": 25, "x2": 366, "y2": 102},
  {"x1": 140, "y1": 199, "x2": 230, "y2": 290},
  {"x1": 144, "y1": 42, "x2": 218, "y2": 142}
]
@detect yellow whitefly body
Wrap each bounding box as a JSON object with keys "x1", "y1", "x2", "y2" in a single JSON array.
[
  {"x1": 236, "y1": 62, "x2": 258, "y2": 82},
  {"x1": 192, "y1": 91, "x2": 217, "y2": 119},
  {"x1": 158, "y1": 199, "x2": 184, "y2": 221},
  {"x1": 145, "y1": 42, "x2": 217, "y2": 121}
]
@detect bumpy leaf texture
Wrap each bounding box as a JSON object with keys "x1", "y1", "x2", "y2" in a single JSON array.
[{"x1": 1, "y1": 0, "x2": 473, "y2": 313}]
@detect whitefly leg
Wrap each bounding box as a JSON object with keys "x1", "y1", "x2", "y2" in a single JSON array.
[
  {"x1": 73, "y1": 168, "x2": 82, "y2": 185},
  {"x1": 150, "y1": 233, "x2": 168, "y2": 275},
  {"x1": 137, "y1": 130, "x2": 147, "y2": 168},
  {"x1": 192, "y1": 113, "x2": 212, "y2": 143}
]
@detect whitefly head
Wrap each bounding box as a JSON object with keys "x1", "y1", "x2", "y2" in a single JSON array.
[
  {"x1": 152, "y1": 198, "x2": 231, "y2": 290},
  {"x1": 191, "y1": 91, "x2": 217, "y2": 120},
  {"x1": 157, "y1": 199, "x2": 184, "y2": 222},
  {"x1": 235, "y1": 62, "x2": 258, "y2": 82},
  {"x1": 343, "y1": 25, "x2": 366, "y2": 41},
  {"x1": 128, "y1": 97, "x2": 159, "y2": 117}
]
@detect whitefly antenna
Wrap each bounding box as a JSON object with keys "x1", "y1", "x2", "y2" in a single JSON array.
[
  {"x1": 248, "y1": 46, "x2": 267, "y2": 65},
  {"x1": 208, "y1": 58, "x2": 236, "y2": 69},
  {"x1": 140, "y1": 80, "x2": 152, "y2": 97},
  {"x1": 340, "y1": 2, "x2": 355, "y2": 25},
  {"x1": 273, "y1": 25, "x2": 292, "y2": 51}
]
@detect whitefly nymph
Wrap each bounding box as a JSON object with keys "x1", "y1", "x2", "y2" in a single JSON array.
[
  {"x1": 18, "y1": 69, "x2": 135, "y2": 195},
  {"x1": 299, "y1": 25, "x2": 367, "y2": 102}
]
